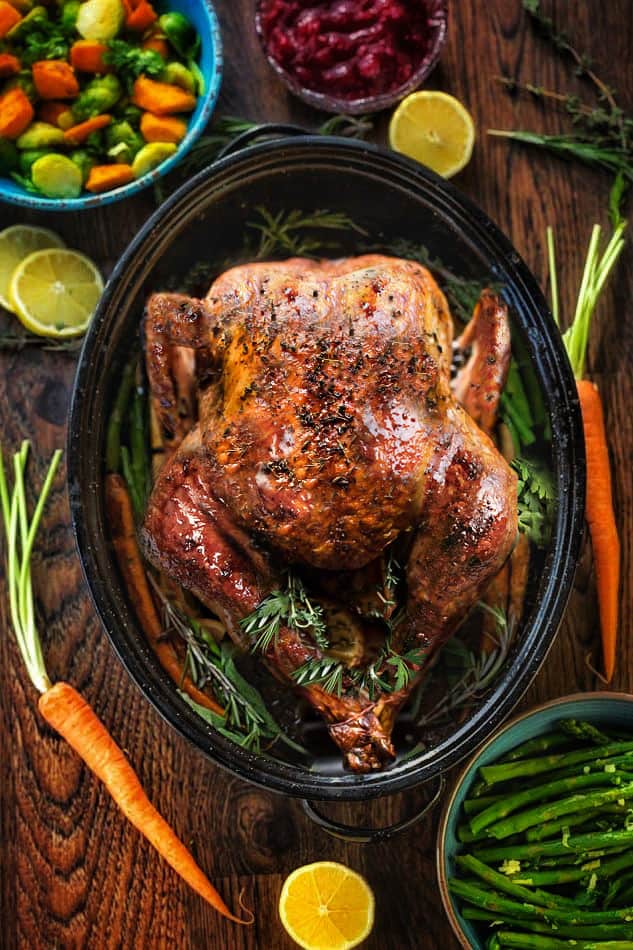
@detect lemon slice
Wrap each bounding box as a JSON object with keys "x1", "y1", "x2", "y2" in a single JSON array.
[
  {"x1": 389, "y1": 91, "x2": 475, "y2": 178},
  {"x1": 0, "y1": 225, "x2": 65, "y2": 313},
  {"x1": 9, "y1": 248, "x2": 104, "y2": 337},
  {"x1": 279, "y1": 861, "x2": 375, "y2": 950}
]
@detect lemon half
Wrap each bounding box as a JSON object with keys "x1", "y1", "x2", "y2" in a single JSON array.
[
  {"x1": 9, "y1": 248, "x2": 103, "y2": 337},
  {"x1": 279, "y1": 861, "x2": 375, "y2": 950},
  {"x1": 389, "y1": 90, "x2": 475, "y2": 178},
  {"x1": 0, "y1": 225, "x2": 65, "y2": 313}
]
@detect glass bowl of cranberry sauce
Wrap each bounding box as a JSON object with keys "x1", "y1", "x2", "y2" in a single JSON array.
[{"x1": 256, "y1": 0, "x2": 448, "y2": 115}]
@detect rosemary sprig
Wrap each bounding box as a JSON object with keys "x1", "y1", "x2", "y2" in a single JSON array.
[
  {"x1": 155, "y1": 590, "x2": 306, "y2": 755},
  {"x1": 292, "y1": 656, "x2": 345, "y2": 697},
  {"x1": 240, "y1": 569, "x2": 328, "y2": 653},
  {"x1": 490, "y1": 1, "x2": 632, "y2": 215},
  {"x1": 415, "y1": 604, "x2": 515, "y2": 728},
  {"x1": 250, "y1": 206, "x2": 367, "y2": 260}
]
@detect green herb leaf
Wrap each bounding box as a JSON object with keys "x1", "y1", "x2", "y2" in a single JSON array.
[
  {"x1": 512, "y1": 456, "x2": 556, "y2": 547},
  {"x1": 104, "y1": 40, "x2": 164, "y2": 92}
]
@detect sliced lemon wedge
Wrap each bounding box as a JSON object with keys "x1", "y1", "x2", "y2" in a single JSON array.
[
  {"x1": 0, "y1": 224, "x2": 65, "y2": 313},
  {"x1": 279, "y1": 861, "x2": 375, "y2": 950},
  {"x1": 9, "y1": 248, "x2": 103, "y2": 337},
  {"x1": 389, "y1": 90, "x2": 476, "y2": 178}
]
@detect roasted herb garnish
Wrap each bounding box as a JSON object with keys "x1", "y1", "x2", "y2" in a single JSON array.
[
  {"x1": 157, "y1": 592, "x2": 306, "y2": 755},
  {"x1": 240, "y1": 569, "x2": 328, "y2": 653},
  {"x1": 513, "y1": 456, "x2": 557, "y2": 547}
]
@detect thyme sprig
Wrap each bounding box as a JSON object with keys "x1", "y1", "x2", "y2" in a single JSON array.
[
  {"x1": 415, "y1": 604, "x2": 515, "y2": 728},
  {"x1": 490, "y1": 0, "x2": 632, "y2": 215},
  {"x1": 240, "y1": 569, "x2": 328, "y2": 653},
  {"x1": 155, "y1": 589, "x2": 306, "y2": 754}
]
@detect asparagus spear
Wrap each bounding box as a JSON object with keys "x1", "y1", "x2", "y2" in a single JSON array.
[
  {"x1": 480, "y1": 743, "x2": 633, "y2": 785},
  {"x1": 463, "y1": 908, "x2": 633, "y2": 941},
  {"x1": 470, "y1": 772, "x2": 628, "y2": 836},
  {"x1": 486, "y1": 783, "x2": 633, "y2": 840},
  {"x1": 513, "y1": 848, "x2": 633, "y2": 887},
  {"x1": 497, "y1": 931, "x2": 633, "y2": 948},
  {"x1": 500, "y1": 732, "x2": 573, "y2": 763},
  {"x1": 561, "y1": 719, "x2": 612, "y2": 745},
  {"x1": 448, "y1": 878, "x2": 633, "y2": 923},
  {"x1": 526, "y1": 804, "x2": 629, "y2": 842},
  {"x1": 455, "y1": 855, "x2": 577, "y2": 908},
  {"x1": 474, "y1": 828, "x2": 633, "y2": 862}
]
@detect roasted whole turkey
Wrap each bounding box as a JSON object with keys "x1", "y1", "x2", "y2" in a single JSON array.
[{"x1": 140, "y1": 255, "x2": 518, "y2": 772}]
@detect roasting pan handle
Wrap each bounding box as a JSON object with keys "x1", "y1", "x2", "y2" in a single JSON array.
[
  {"x1": 301, "y1": 776, "x2": 445, "y2": 843},
  {"x1": 215, "y1": 123, "x2": 308, "y2": 161}
]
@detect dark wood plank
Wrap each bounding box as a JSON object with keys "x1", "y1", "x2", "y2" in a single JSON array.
[{"x1": 1, "y1": 1, "x2": 632, "y2": 947}]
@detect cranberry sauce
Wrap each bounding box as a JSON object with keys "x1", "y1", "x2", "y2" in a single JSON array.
[{"x1": 259, "y1": 0, "x2": 433, "y2": 102}]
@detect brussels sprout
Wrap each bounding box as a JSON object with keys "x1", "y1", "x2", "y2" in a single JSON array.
[
  {"x1": 18, "y1": 148, "x2": 49, "y2": 176},
  {"x1": 131, "y1": 141, "x2": 176, "y2": 178},
  {"x1": 72, "y1": 74, "x2": 122, "y2": 120},
  {"x1": 158, "y1": 12, "x2": 199, "y2": 60},
  {"x1": 105, "y1": 119, "x2": 143, "y2": 162},
  {"x1": 69, "y1": 149, "x2": 96, "y2": 183},
  {"x1": 6, "y1": 5, "x2": 48, "y2": 41},
  {"x1": 16, "y1": 121, "x2": 65, "y2": 150},
  {"x1": 76, "y1": 0, "x2": 124, "y2": 41},
  {"x1": 159, "y1": 61, "x2": 195, "y2": 94},
  {"x1": 31, "y1": 153, "x2": 82, "y2": 198},
  {"x1": 0, "y1": 138, "x2": 19, "y2": 175},
  {"x1": 59, "y1": 0, "x2": 81, "y2": 31},
  {"x1": 115, "y1": 102, "x2": 142, "y2": 125}
]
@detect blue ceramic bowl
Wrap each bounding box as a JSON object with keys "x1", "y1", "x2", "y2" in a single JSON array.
[
  {"x1": 0, "y1": 0, "x2": 222, "y2": 211},
  {"x1": 437, "y1": 692, "x2": 633, "y2": 949}
]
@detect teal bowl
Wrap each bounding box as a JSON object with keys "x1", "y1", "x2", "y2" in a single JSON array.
[
  {"x1": 437, "y1": 692, "x2": 633, "y2": 949},
  {"x1": 0, "y1": 0, "x2": 222, "y2": 211}
]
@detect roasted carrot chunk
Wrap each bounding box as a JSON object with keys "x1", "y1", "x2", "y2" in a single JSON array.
[
  {"x1": 38, "y1": 100, "x2": 71, "y2": 127},
  {"x1": 126, "y1": 0, "x2": 156, "y2": 31},
  {"x1": 0, "y1": 52, "x2": 20, "y2": 77},
  {"x1": 63, "y1": 113, "x2": 112, "y2": 145},
  {"x1": 70, "y1": 40, "x2": 110, "y2": 74},
  {"x1": 32, "y1": 60, "x2": 80, "y2": 100},
  {"x1": 140, "y1": 112, "x2": 187, "y2": 144},
  {"x1": 85, "y1": 163, "x2": 135, "y2": 192},
  {"x1": 0, "y1": 87, "x2": 34, "y2": 139},
  {"x1": 132, "y1": 75, "x2": 196, "y2": 115},
  {"x1": 0, "y1": 1, "x2": 21, "y2": 38}
]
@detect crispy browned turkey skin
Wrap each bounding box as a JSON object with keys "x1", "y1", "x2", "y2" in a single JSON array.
[{"x1": 140, "y1": 255, "x2": 517, "y2": 772}]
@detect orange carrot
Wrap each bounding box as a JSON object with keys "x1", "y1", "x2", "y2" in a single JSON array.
[
  {"x1": 32, "y1": 60, "x2": 79, "y2": 99},
  {"x1": 577, "y1": 379, "x2": 620, "y2": 682},
  {"x1": 85, "y1": 163, "x2": 135, "y2": 192},
  {"x1": 0, "y1": 0, "x2": 21, "y2": 37},
  {"x1": 126, "y1": 0, "x2": 157, "y2": 31},
  {"x1": 547, "y1": 223, "x2": 625, "y2": 682},
  {"x1": 140, "y1": 111, "x2": 187, "y2": 143},
  {"x1": 0, "y1": 86, "x2": 34, "y2": 139},
  {"x1": 132, "y1": 75, "x2": 196, "y2": 114},
  {"x1": 105, "y1": 473, "x2": 224, "y2": 715},
  {"x1": 63, "y1": 113, "x2": 112, "y2": 145},
  {"x1": 70, "y1": 40, "x2": 110, "y2": 73},
  {"x1": 38, "y1": 682, "x2": 249, "y2": 924},
  {"x1": 0, "y1": 51, "x2": 20, "y2": 77}
]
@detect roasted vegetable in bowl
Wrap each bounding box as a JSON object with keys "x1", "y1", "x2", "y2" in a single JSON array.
[{"x1": 0, "y1": 0, "x2": 202, "y2": 197}]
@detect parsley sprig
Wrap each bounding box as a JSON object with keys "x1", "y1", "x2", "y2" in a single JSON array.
[
  {"x1": 512, "y1": 456, "x2": 557, "y2": 547},
  {"x1": 104, "y1": 40, "x2": 164, "y2": 91}
]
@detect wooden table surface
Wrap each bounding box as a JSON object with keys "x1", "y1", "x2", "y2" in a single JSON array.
[{"x1": 1, "y1": 2, "x2": 632, "y2": 947}]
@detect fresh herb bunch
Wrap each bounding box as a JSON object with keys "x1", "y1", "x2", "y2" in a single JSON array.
[
  {"x1": 513, "y1": 456, "x2": 556, "y2": 547},
  {"x1": 250, "y1": 206, "x2": 366, "y2": 259},
  {"x1": 20, "y1": 18, "x2": 73, "y2": 66},
  {"x1": 104, "y1": 40, "x2": 164, "y2": 92},
  {"x1": 156, "y1": 593, "x2": 305, "y2": 754},
  {"x1": 240, "y1": 569, "x2": 328, "y2": 653},
  {"x1": 490, "y1": 0, "x2": 632, "y2": 217}
]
